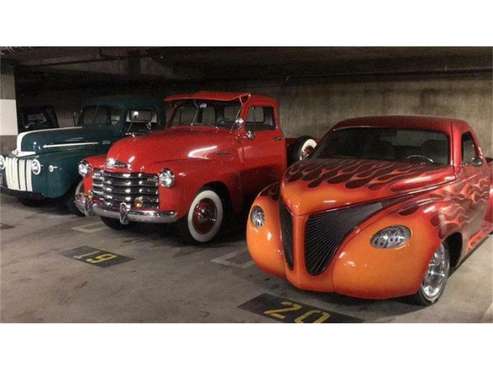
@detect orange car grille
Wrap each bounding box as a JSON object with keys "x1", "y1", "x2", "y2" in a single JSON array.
[
  {"x1": 304, "y1": 202, "x2": 383, "y2": 275},
  {"x1": 279, "y1": 201, "x2": 294, "y2": 269}
]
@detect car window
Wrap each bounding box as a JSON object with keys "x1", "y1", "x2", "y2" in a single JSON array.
[
  {"x1": 246, "y1": 106, "x2": 275, "y2": 131},
  {"x1": 312, "y1": 127, "x2": 450, "y2": 165},
  {"x1": 461, "y1": 132, "x2": 478, "y2": 165}
]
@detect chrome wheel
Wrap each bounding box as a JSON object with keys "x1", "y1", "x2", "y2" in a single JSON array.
[{"x1": 421, "y1": 244, "x2": 450, "y2": 302}]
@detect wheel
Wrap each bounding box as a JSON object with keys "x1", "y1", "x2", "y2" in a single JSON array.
[
  {"x1": 288, "y1": 136, "x2": 317, "y2": 164},
  {"x1": 100, "y1": 216, "x2": 133, "y2": 230},
  {"x1": 410, "y1": 243, "x2": 450, "y2": 306},
  {"x1": 177, "y1": 188, "x2": 224, "y2": 244},
  {"x1": 64, "y1": 179, "x2": 85, "y2": 216}
]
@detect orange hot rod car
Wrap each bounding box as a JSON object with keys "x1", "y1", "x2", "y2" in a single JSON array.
[{"x1": 247, "y1": 116, "x2": 493, "y2": 305}]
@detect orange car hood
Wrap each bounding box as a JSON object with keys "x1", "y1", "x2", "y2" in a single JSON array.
[{"x1": 280, "y1": 158, "x2": 455, "y2": 216}]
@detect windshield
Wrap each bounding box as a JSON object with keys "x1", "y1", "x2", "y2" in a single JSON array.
[
  {"x1": 167, "y1": 100, "x2": 241, "y2": 129},
  {"x1": 79, "y1": 105, "x2": 123, "y2": 127},
  {"x1": 312, "y1": 127, "x2": 450, "y2": 165},
  {"x1": 20, "y1": 110, "x2": 57, "y2": 131}
]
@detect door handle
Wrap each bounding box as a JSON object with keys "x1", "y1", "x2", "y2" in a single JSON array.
[{"x1": 272, "y1": 136, "x2": 283, "y2": 142}]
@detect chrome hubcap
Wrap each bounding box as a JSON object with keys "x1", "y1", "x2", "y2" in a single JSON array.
[
  {"x1": 192, "y1": 198, "x2": 217, "y2": 234},
  {"x1": 421, "y1": 244, "x2": 449, "y2": 301}
]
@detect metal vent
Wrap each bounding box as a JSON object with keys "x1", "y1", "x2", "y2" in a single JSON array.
[
  {"x1": 279, "y1": 200, "x2": 294, "y2": 269},
  {"x1": 95, "y1": 171, "x2": 159, "y2": 210},
  {"x1": 304, "y1": 202, "x2": 383, "y2": 275}
]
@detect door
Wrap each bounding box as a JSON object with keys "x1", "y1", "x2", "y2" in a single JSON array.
[
  {"x1": 239, "y1": 105, "x2": 286, "y2": 198},
  {"x1": 460, "y1": 132, "x2": 489, "y2": 239}
]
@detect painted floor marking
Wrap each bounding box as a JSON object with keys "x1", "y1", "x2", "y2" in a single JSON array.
[
  {"x1": 72, "y1": 221, "x2": 108, "y2": 233},
  {"x1": 211, "y1": 249, "x2": 255, "y2": 269},
  {"x1": 239, "y1": 293, "x2": 363, "y2": 323},
  {"x1": 62, "y1": 246, "x2": 133, "y2": 268}
]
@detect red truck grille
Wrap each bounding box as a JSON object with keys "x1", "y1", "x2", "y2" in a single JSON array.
[{"x1": 92, "y1": 170, "x2": 159, "y2": 210}]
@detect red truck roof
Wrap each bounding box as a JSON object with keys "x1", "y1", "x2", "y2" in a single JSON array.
[
  {"x1": 334, "y1": 115, "x2": 471, "y2": 135},
  {"x1": 164, "y1": 91, "x2": 277, "y2": 106}
]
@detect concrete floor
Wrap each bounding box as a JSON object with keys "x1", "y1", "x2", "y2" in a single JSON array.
[{"x1": 1, "y1": 193, "x2": 491, "y2": 323}]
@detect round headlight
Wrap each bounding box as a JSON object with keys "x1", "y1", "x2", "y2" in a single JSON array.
[
  {"x1": 250, "y1": 205, "x2": 265, "y2": 228},
  {"x1": 0, "y1": 155, "x2": 5, "y2": 171},
  {"x1": 159, "y1": 169, "x2": 175, "y2": 188},
  {"x1": 371, "y1": 225, "x2": 411, "y2": 248},
  {"x1": 31, "y1": 159, "x2": 42, "y2": 175},
  {"x1": 78, "y1": 160, "x2": 92, "y2": 177}
]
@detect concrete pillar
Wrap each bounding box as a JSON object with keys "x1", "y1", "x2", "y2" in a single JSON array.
[{"x1": 0, "y1": 61, "x2": 18, "y2": 154}]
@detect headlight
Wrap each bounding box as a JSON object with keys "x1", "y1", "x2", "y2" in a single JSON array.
[
  {"x1": 78, "y1": 160, "x2": 92, "y2": 177},
  {"x1": 159, "y1": 169, "x2": 175, "y2": 188},
  {"x1": 371, "y1": 225, "x2": 411, "y2": 248},
  {"x1": 31, "y1": 159, "x2": 42, "y2": 175},
  {"x1": 0, "y1": 155, "x2": 5, "y2": 171},
  {"x1": 250, "y1": 205, "x2": 265, "y2": 228}
]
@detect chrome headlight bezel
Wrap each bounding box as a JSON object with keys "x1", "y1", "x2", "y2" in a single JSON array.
[
  {"x1": 250, "y1": 205, "x2": 265, "y2": 228},
  {"x1": 78, "y1": 160, "x2": 92, "y2": 177},
  {"x1": 371, "y1": 225, "x2": 411, "y2": 249},
  {"x1": 158, "y1": 169, "x2": 175, "y2": 188},
  {"x1": 0, "y1": 155, "x2": 5, "y2": 171},
  {"x1": 31, "y1": 159, "x2": 42, "y2": 175}
]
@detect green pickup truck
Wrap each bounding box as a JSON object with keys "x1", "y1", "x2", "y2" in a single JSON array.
[{"x1": 0, "y1": 95, "x2": 166, "y2": 214}]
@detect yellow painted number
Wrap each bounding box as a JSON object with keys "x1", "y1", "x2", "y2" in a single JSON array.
[
  {"x1": 86, "y1": 253, "x2": 117, "y2": 264},
  {"x1": 294, "y1": 310, "x2": 331, "y2": 323},
  {"x1": 264, "y1": 301, "x2": 302, "y2": 320}
]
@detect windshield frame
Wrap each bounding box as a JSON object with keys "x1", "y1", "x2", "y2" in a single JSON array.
[
  {"x1": 78, "y1": 104, "x2": 125, "y2": 128},
  {"x1": 166, "y1": 99, "x2": 243, "y2": 130},
  {"x1": 311, "y1": 126, "x2": 452, "y2": 166}
]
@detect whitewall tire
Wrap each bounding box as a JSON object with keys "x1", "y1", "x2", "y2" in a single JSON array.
[{"x1": 180, "y1": 188, "x2": 224, "y2": 244}]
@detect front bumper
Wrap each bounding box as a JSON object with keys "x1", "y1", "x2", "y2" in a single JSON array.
[
  {"x1": 0, "y1": 185, "x2": 45, "y2": 200},
  {"x1": 75, "y1": 192, "x2": 177, "y2": 224}
]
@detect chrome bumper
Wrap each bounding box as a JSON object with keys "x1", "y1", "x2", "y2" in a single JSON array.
[{"x1": 75, "y1": 193, "x2": 177, "y2": 224}]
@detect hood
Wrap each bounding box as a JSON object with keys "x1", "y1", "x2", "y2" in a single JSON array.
[
  {"x1": 14, "y1": 127, "x2": 116, "y2": 156},
  {"x1": 105, "y1": 126, "x2": 234, "y2": 171},
  {"x1": 281, "y1": 158, "x2": 456, "y2": 215}
]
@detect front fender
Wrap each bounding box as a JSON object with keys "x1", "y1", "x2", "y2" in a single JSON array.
[
  {"x1": 149, "y1": 158, "x2": 242, "y2": 218},
  {"x1": 34, "y1": 149, "x2": 106, "y2": 198}
]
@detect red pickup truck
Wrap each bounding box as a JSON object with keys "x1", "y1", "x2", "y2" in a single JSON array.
[
  {"x1": 247, "y1": 116, "x2": 493, "y2": 305},
  {"x1": 75, "y1": 91, "x2": 316, "y2": 243}
]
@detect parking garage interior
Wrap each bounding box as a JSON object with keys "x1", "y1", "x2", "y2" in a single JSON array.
[{"x1": 0, "y1": 47, "x2": 492, "y2": 323}]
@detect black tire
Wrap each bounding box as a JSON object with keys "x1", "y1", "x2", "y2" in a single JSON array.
[
  {"x1": 409, "y1": 244, "x2": 450, "y2": 306},
  {"x1": 63, "y1": 179, "x2": 85, "y2": 216},
  {"x1": 288, "y1": 136, "x2": 317, "y2": 164},
  {"x1": 100, "y1": 216, "x2": 133, "y2": 230},
  {"x1": 18, "y1": 198, "x2": 45, "y2": 207},
  {"x1": 177, "y1": 187, "x2": 224, "y2": 244}
]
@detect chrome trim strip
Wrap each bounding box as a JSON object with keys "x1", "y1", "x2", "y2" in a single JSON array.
[
  {"x1": 26, "y1": 160, "x2": 33, "y2": 191},
  {"x1": 19, "y1": 159, "x2": 26, "y2": 191},
  {"x1": 42, "y1": 142, "x2": 99, "y2": 148},
  {"x1": 93, "y1": 204, "x2": 177, "y2": 224}
]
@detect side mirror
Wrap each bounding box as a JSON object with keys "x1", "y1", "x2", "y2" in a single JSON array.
[
  {"x1": 73, "y1": 111, "x2": 79, "y2": 126},
  {"x1": 245, "y1": 130, "x2": 255, "y2": 140},
  {"x1": 471, "y1": 158, "x2": 484, "y2": 167}
]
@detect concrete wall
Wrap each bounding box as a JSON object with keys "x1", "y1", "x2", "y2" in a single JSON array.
[
  {"x1": 18, "y1": 75, "x2": 493, "y2": 156},
  {"x1": 0, "y1": 62, "x2": 18, "y2": 153}
]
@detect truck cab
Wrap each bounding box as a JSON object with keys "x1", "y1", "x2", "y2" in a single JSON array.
[
  {"x1": 76, "y1": 91, "x2": 315, "y2": 243},
  {"x1": 0, "y1": 95, "x2": 165, "y2": 214}
]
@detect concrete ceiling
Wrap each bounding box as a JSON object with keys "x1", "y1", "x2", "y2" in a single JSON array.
[{"x1": 2, "y1": 47, "x2": 491, "y2": 92}]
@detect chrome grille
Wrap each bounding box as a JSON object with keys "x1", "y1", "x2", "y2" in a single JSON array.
[
  {"x1": 94, "y1": 171, "x2": 159, "y2": 210},
  {"x1": 3, "y1": 157, "x2": 33, "y2": 191}
]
